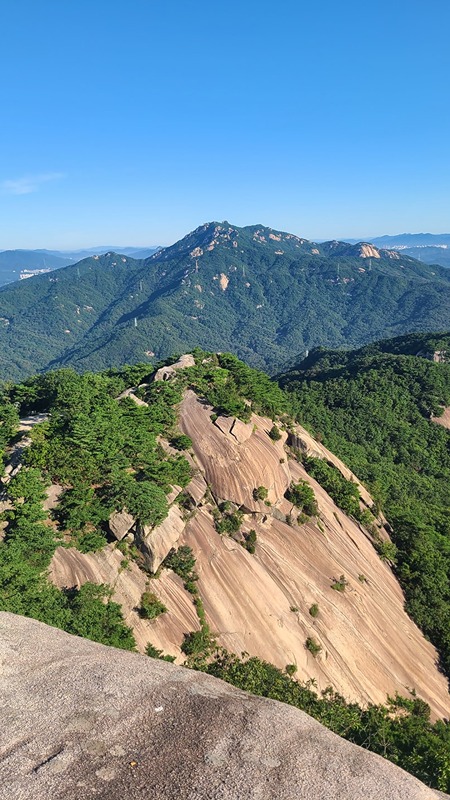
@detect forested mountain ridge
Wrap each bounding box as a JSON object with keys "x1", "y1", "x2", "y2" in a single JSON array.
[
  {"x1": 278, "y1": 332, "x2": 450, "y2": 683},
  {"x1": 1, "y1": 222, "x2": 450, "y2": 381}
]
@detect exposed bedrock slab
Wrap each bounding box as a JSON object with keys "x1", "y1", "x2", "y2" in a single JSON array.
[
  {"x1": 135, "y1": 504, "x2": 186, "y2": 572},
  {"x1": 108, "y1": 508, "x2": 135, "y2": 541},
  {"x1": 0, "y1": 613, "x2": 446, "y2": 800}
]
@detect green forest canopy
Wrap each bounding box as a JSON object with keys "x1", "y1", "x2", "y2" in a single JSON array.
[{"x1": 279, "y1": 332, "x2": 450, "y2": 679}]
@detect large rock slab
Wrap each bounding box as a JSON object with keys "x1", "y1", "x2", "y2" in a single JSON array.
[
  {"x1": 179, "y1": 390, "x2": 290, "y2": 510},
  {"x1": 135, "y1": 504, "x2": 186, "y2": 572},
  {"x1": 0, "y1": 613, "x2": 446, "y2": 800},
  {"x1": 154, "y1": 354, "x2": 196, "y2": 382},
  {"x1": 109, "y1": 509, "x2": 136, "y2": 541}
]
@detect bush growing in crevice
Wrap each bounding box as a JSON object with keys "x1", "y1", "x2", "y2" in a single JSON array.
[
  {"x1": 139, "y1": 590, "x2": 167, "y2": 619},
  {"x1": 253, "y1": 486, "x2": 268, "y2": 501},
  {"x1": 268, "y1": 424, "x2": 282, "y2": 441},
  {"x1": 331, "y1": 575, "x2": 348, "y2": 593},
  {"x1": 241, "y1": 528, "x2": 257, "y2": 554},
  {"x1": 309, "y1": 603, "x2": 319, "y2": 618},
  {"x1": 285, "y1": 480, "x2": 318, "y2": 517},
  {"x1": 145, "y1": 642, "x2": 175, "y2": 662},
  {"x1": 212, "y1": 503, "x2": 243, "y2": 535},
  {"x1": 305, "y1": 637, "x2": 322, "y2": 657}
]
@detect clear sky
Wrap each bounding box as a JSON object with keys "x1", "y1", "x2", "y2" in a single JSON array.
[{"x1": 1, "y1": 0, "x2": 450, "y2": 248}]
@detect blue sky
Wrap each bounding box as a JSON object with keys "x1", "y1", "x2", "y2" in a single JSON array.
[{"x1": 1, "y1": 0, "x2": 449, "y2": 248}]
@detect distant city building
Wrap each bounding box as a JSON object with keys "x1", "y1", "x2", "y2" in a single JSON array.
[{"x1": 19, "y1": 268, "x2": 52, "y2": 280}]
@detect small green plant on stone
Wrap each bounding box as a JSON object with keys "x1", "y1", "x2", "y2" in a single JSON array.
[
  {"x1": 309, "y1": 603, "x2": 319, "y2": 618},
  {"x1": 139, "y1": 590, "x2": 167, "y2": 619},
  {"x1": 305, "y1": 637, "x2": 322, "y2": 657},
  {"x1": 253, "y1": 486, "x2": 268, "y2": 501},
  {"x1": 290, "y1": 605, "x2": 299, "y2": 613},
  {"x1": 213, "y1": 504, "x2": 243, "y2": 535},
  {"x1": 285, "y1": 663, "x2": 297, "y2": 676},
  {"x1": 375, "y1": 539, "x2": 398, "y2": 564},
  {"x1": 268, "y1": 424, "x2": 282, "y2": 441},
  {"x1": 331, "y1": 575, "x2": 348, "y2": 592},
  {"x1": 242, "y1": 528, "x2": 257, "y2": 554},
  {"x1": 358, "y1": 574, "x2": 367, "y2": 583},
  {"x1": 163, "y1": 545, "x2": 196, "y2": 580},
  {"x1": 286, "y1": 481, "x2": 318, "y2": 517},
  {"x1": 145, "y1": 642, "x2": 176, "y2": 662}
]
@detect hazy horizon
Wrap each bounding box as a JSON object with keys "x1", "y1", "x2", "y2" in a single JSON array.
[{"x1": 3, "y1": 226, "x2": 450, "y2": 254}]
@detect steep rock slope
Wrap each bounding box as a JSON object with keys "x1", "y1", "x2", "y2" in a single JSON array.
[
  {"x1": 1, "y1": 222, "x2": 450, "y2": 380},
  {"x1": 49, "y1": 386, "x2": 450, "y2": 718},
  {"x1": 0, "y1": 612, "x2": 447, "y2": 800}
]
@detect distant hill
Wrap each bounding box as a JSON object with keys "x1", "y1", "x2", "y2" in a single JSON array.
[
  {"x1": 0, "y1": 250, "x2": 74, "y2": 286},
  {"x1": 43, "y1": 245, "x2": 160, "y2": 260},
  {"x1": 369, "y1": 233, "x2": 450, "y2": 248},
  {"x1": 0, "y1": 246, "x2": 160, "y2": 287},
  {"x1": 1, "y1": 221, "x2": 450, "y2": 381},
  {"x1": 343, "y1": 234, "x2": 450, "y2": 269}
]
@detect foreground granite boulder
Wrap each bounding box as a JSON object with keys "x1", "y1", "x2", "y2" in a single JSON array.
[{"x1": 0, "y1": 613, "x2": 446, "y2": 800}]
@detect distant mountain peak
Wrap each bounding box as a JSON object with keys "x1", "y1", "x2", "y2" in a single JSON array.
[{"x1": 151, "y1": 221, "x2": 241, "y2": 262}]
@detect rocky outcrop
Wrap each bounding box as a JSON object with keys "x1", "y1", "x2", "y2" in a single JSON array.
[
  {"x1": 171, "y1": 391, "x2": 449, "y2": 718},
  {"x1": 432, "y1": 407, "x2": 450, "y2": 429},
  {"x1": 108, "y1": 509, "x2": 135, "y2": 541},
  {"x1": 116, "y1": 388, "x2": 148, "y2": 407},
  {"x1": 179, "y1": 390, "x2": 290, "y2": 510},
  {"x1": 0, "y1": 612, "x2": 446, "y2": 800},
  {"x1": 153, "y1": 354, "x2": 195, "y2": 382},
  {"x1": 135, "y1": 505, "x2": 187, "y2": 572}
]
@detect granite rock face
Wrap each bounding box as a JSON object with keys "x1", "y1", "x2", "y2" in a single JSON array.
[
  {"x1": 0, "y1": 612, "x2": 446, "y2": 800},
  {"x1": 135, "y1": 504, "x2": 186, "y2": 572}
]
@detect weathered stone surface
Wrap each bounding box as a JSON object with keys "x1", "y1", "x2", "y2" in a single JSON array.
[
  {"x1": 166, "y1": 484, "x2": 182, "y2": 505},
  {"x1": 43, "y1": 483, "x2": 63, "y2": 512},
  {"x1": 109, "y1": 509, "x2": 135, "y2": 541},
  {"x1": 213, "y1": 416, "x2": 253, "y2": 443},
  {"x1": 179, "y1": 390, "x2": 290, "y2": 510},
  {"x1": 229, "y1": 417, "x2": 253, "y2": 443},
  {"x1": 116, "y1": 388, "x2": 148, "y2": 407},
  {"x1": 135, "y1": 504, "x2": 186, "y2": 572},
  {"x1": 213, "y1": 415, "x2": 235, "y2": 436},
  {"x1": 154, "y1": 354, "x2": 195, "y2": 382},
  {"x1": 0, "y1": 612, "x2": 446, "y2": 800},
  {"x1": 185, "y1": 473, "x2": 208, "y2": 505},
  {"x1": 49, "y1": 544, "x2": 198, "y2": 656}
]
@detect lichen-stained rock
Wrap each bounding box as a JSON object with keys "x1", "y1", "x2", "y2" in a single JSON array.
[
  {"x1": 179, "y1": 390, "x2": 290, "y2": 509},
  {"x1": 135, "y1": 504, "x2": 186, "y2": 572},
  {"x1": 0, "y1": 612, "x2": 447, "y2": 800},
  {"x1": 109, "y1": 508, "x2": 135, "y2": 541}
]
